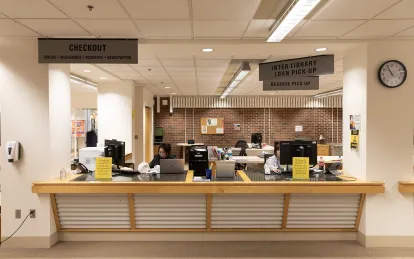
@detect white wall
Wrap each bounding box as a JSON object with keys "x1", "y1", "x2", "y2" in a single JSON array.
[
  {"x1": 134, "y1": 86, "x2": 154, "y2": 164},
  {"x1": 343, "y1": 41, "x2": 414, "y2": 245},
  {"x1": 0, "y1": 39, "x2": 67, "y2": 247},
  {"x1": 98, "y1": 81, "x2": 134, "y2": 154}
]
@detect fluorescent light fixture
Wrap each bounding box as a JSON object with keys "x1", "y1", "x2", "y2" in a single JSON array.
[
  {"x1": 313, "y1": 89, "x2": 342, "y2": 98},
  {"x1": 70, "y1": 74, "x2": 97, "y2": 89},
  {"x1": 267, "y1": 0, "x2": 321, "y2": 43},
  {"x1": 171, "y1": 92, "x2": 176, "y2": 95},
  {"x1": 315, "y1": 47, "x2": 328, "y2": 52},
  {"x1": 100, "y1": 77, "x2": 108, "y2": 80},
  {"x1": 165, "y1": 86, "x2": 171, "y2": 89},
  {"x1": 220, "y1": 62, "x2": 251, "y2": 99},
  {"x1": 84, "y1": 69, "x2": 91, "y2": 72},
  {"x1": 202, "y1": 48, "x2": 214, "y2": 52}
]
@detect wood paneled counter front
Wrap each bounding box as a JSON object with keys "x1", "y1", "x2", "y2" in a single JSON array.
[{"x1": 32, "y1": 171, "x2": 384, "y2": 233}]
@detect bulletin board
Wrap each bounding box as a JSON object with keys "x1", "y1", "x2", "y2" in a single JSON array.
[{"x1": 201, "y1": 118, "x2": 224, "y2": 135}]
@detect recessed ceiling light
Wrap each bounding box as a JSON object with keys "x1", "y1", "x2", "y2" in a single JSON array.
[
  {"x1": 165, "y1": 86, "x2": 171, "y2": 89},
  {"x1": 202, "y1": 48, "x2": 214, "y2": 52},
  {"x1": 100, "y1": 77, "x2": 107, "y2": 80},
  {"x1": 84, "y1": 69, "x2": 91, "y2": 73},
  {"x1": 171, "y1": 93, "x2": 176, "y2": 95},
  {"x1": 315, "y1": 47, "x2": 328, "y2": 52}
]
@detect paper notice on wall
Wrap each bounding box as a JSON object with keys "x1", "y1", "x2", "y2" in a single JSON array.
[
  {"x1": 216, "y1": 127, "x2": 224, "y2": 134},
  {"x1": 351, "y1": 130, "x2": 359, "y2": 150},
  {"x1": 207, "y1": 118, "x2": 217, "y2": 126},
  {"x1": 350, "y1": 114, "x2": 361, "y2": 130},
  {"x1": 233, "y1": 124, "x2": 241, "y2": 131},
  {"x1": 295, "y1": 125, "x2": 303, "y2": 132},
  {"x1": 202, "y1": 126, "x2": 207, "y2": 134}
]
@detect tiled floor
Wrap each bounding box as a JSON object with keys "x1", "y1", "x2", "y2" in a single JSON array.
[{"x1": 1, "y1": 241, "x2": 414, "y2": 259}]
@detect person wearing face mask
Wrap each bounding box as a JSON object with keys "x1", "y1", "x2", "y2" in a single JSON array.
[{"x1": 149, "y1": 143, "x2": 174, "y2": 168}]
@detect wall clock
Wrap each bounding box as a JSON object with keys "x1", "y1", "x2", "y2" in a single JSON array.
[{"x1": 378, "y1": 60, "x2": 407, "y2": 88}]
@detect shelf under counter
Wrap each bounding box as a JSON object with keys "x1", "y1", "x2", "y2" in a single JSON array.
[{"x1": 32, "y1": 171, "x2": 384, "y2": 233}]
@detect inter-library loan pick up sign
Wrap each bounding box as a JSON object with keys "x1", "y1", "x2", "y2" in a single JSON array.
[
  {"x1": 259, "y1": 55, "x2": 334, "y2": 91},
  {"x1": 38, "y1": 38, "x2": 138, "y2": 64}
]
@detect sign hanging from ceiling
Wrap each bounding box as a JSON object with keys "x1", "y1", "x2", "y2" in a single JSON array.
[
  {"x1": 263, "y1": 76, "x2": 319, "y2": 91},
  {"x1": 259, "y1": 55, "x2": 334, "y2": 81},
  {"x1": 38, "y1": 38, "x2": 138, "y2": 64}
]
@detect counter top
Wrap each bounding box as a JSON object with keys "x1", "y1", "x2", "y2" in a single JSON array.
[
  {"x1": 32, "y1": 171, "x2": 385, "y2": 194},
  {"x1": 398, "y1": 181, "x2": 414, "y2": 193}
]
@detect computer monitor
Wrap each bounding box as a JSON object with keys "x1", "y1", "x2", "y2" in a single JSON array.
[
  {"x1": 251, "y1": 133, "x2": 262, "y2": 148},
  {"x1": 104, "y1": 139, "x2": 125, "y2": 169},
  {"x1": 280, "y1": 140, "x2": 317, "y2": 166}
]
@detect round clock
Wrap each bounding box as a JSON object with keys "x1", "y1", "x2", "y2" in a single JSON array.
[{"x1": 378, "y1": 60, "x2": 407, "y2": 88}]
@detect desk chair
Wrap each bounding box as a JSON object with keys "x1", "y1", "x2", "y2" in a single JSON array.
[
  {"x1": 235, "y1": 146, "x2": 248, "y2": 171},
  {"x1": 235, "y1": 140, "x2": 248, "y2": 148}
]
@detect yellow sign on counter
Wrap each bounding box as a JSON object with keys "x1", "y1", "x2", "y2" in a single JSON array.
[
  {"x1": 292, "y1": 157, "x2": 309, "y2": 179},
  {"x1": 95, "y1": 157, "x2": 112, "y2": 180}
]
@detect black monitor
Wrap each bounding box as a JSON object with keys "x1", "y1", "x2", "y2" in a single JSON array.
[
  {"x1": 104, "y1": 139, "x2": 125, "y2": 169},
  {"x1": 251, "y1": 133, "x2": 262, "y2": 148},
  {"x1": 280, "y1": 140, "x2": 317, "y2": 166}
]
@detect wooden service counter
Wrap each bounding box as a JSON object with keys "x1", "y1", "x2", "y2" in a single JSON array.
[
  {"x1": 32, "y1": 171, "x2": 384, "y2": 233},
  {"x1": 399, "y1": 181, "x2": 414, "y2": 193}
]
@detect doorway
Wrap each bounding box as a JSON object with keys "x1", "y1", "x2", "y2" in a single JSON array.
[{"x1": 145, "y1": 107, "x2": 152, "y2": 162}]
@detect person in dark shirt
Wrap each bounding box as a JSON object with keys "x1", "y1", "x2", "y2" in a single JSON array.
[{"x1": 149, "y1": 143, "x2": 174, "y2": 168}]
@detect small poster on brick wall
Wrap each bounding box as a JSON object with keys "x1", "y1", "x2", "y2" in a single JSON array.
[
  {"x1": 202, "y1": 126, "x2": 207, "y2": 134},
  {"x1": 295, "y1": 125, "x2": 303, "y2": 132},
  {"x1": 207, "y1": 118, "x2": 217, "y2": 126},
  {"x1": 233, "y1": 124, "x2": 241, "y2": 131}
]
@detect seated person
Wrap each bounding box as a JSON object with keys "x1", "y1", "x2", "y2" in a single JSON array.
[
  {"x1": 264, "y1": 144, "x2": 281, "y2": 173},
  {"x1": 149, "y1": 143, "x2": 174, "y2": 168}
]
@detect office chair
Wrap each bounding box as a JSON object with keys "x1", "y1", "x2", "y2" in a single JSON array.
[
  {"x1": 235, "y1": 140, "x2": 248, "y2": 148},
  {"x1": 235, "y1": 146, "x2": 248, "y2": 171}
]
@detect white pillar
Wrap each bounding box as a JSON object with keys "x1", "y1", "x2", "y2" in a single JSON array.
[
  {"x1": 97, "y1": 80, "x2": 134, "y2": 154},
  {"x1": 49, "y1": 64, "x2": 71, "y2": 172},
  {"x1": 134, "y1": 85, "x2": 154, "y2": 165},
  {"x1": 0, "y1": 39, "x2": 70, "y2": 248},
  {"x1": 343, "y1": 42, "x2": 414, "y2": 247}
]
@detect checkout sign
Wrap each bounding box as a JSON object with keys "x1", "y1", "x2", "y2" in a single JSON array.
[{"x1": 259, "y1": 55, "x2": 334, "y2": 91}]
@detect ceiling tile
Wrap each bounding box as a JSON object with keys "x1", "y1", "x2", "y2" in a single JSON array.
[
  {"x1": 161, "y1": 59, "x2": 194, "y2": 67},
  {"x1": 342, "y1": 20, "x2": 414, "y2": 39},
  {"x1": 295, "y1": 20, "x2": 366, "y2": 37},
  {"x1": 0, "y1": 19, "x2": 39, "y2": 36},
  {"x1": 196, "y1": 59, "x2": 231, "y2": 67},
  {"x1": 49, "y1": 0, "x2": 128, "y2": 19},
  {"x1": 194, "y1": 20, "x2": 250, "y2": 38},
  {"x1": 314, "y1": 0, "x2": 399, "y2": 20},
  {"x1": 0, "y1": 0, "x2": 66, "y2": 18},
  {"x1": 135, "y1": 20, "x2": 191, "y2": 38},
  {"x1": 99, "y1": 64, "x2": 136, "y2": 72},
  {"x1": 17, "y1": 19, "x2": 89, "y2": 36},
  {"x1": 192, "y1": 0, "x2": 261, "y2": 20},
  {"x1": 76, "y1": 19, "x2": 141, "y2": 37},
  {"x1": 243, "y1": 19, "x2": 275, "y2": 38},
  {"x1": 376, "y1": 0, "x2": 414, "y2": 19},
  {"x1": 394, "y1": 26, "x2": 414, "y2": 37},
  {"x1": 130, "y1": 59, "x2": 162, "y2": 67},
  {"x1": 120, "y1": 0, "x2": 189, "y2": 19}
]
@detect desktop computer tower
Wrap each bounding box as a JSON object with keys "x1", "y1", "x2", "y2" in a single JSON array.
[{"x1": 189, "y1": 146, "x2": 209, "y2": 177}]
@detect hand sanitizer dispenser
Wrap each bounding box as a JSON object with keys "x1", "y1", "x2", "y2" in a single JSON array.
[{"x1": 6, "y1": 141, "x2": 21, "y2": 163}]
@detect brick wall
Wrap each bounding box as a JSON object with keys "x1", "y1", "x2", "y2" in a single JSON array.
[{"x1": 154, "y1": 99, "x2": 343, "y2": 158}]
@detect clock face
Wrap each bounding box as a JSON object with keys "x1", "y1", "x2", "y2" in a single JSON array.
[{"x1": 378, "y1": 60, "x2": 407, "y2": 88}]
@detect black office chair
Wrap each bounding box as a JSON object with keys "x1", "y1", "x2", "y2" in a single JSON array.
[
  {"x1": 235, "y1": 146, "x2": 248, "y2": 171},
  {"x1": 235, "y1": 140, "x2": 248, "y2": 148}
]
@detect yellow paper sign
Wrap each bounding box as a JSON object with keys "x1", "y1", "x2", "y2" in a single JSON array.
[
  {"x1": 95, "y1": 157, "x2": 112, "y2": 180},
  {"x1": 351, "y1": 130, "x2": 359, "y2": 149},
  {"x1": 292, "y1": 157, "x2": 309, "y2": 179}
]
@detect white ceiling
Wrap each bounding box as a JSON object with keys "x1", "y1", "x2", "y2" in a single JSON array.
[{"x1": 1, "y1": 0, "x2": 413, "y2": 96}]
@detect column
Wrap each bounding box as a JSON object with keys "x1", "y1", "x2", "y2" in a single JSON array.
[
  {"x1": 97, "y1": 80, "x2": 134, "y2": 154},
  {"x1": 343, "y1": 42, "x2": 414, "y2": 247},
  {"x1": 0, "y1": 39, "x2": 71, "y2": 248},
  {"x1": 134, "y1": 85, "x2": 154, "y2": 165}
]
